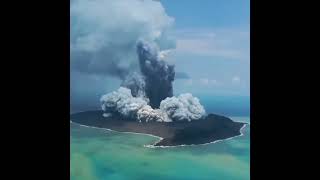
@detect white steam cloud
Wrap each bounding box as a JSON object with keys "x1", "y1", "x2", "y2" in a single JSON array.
[
  {"x1": 100, "y1": 87, "x2": 148, "y2": 119},
  {"x1": 100, "y1": 87, "x2": 170, "y2": 122},
  {"x1": 100, "y1": 87, "x2": 205, "y2": 122},
  {"x1": 160, "y1": 94, "x2": 206, "y2": 122},
  {"x1": 137, "y1": 105, "x2": 170, "y2": 122}
]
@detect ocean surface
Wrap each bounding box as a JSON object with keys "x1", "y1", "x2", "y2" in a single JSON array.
[{"x1": 70, "y1": 116, "x2": 250, "y2": 180}]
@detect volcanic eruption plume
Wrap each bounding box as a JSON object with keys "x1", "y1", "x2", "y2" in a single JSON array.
[
  {"x1": 101, "y1": 40, "x2": 206, "y2": 122},
  {"x1": 71, "y1": 0, "x2": 206, "y2": 122},
  {"x1": 136, "y1": 40, "x2": 175, "y2": 108}
]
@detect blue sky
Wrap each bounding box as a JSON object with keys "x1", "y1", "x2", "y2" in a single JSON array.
[
  {"x1": 161, "y1": 0, "x2": 250, "y2": 29},
  {"x1": 161, "y1": 0, "x2": 250, "y2": 97}
]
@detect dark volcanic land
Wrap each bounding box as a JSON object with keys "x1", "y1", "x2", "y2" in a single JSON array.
[{"x1": 70, "y1": 110, "x2": 247, "y2": 147}]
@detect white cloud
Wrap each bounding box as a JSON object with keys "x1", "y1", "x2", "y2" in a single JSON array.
[
  {"x1": 232, "y1": 76, "x2": 241, "y2": 84},
  {"x1": 199, "y1": 78, "x2": 209, "y2": 85},
  {"x1": 199, "y1": 78, "x2": 219, "y2": 86},
  {"x1": 210, "y1": 79, "x2": 218, "y2": 85}
]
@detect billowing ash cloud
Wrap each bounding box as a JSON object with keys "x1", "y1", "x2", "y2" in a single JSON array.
[
  {"x1": 71, "y1": 0, "x2": 175, "y2": 79},
  {"x1": 100, "y1": 87, "x2": 148, "y2": 120},
  {"x1": 121, "y1": 72, "x2": 147, "y2": 98},
  {"x1": 160, "y1": 94, "x2": 206, "y2": 122},
  {"x1": 100, "y1": 87, "x2": 170, "y2": 122},
  {"x1": 100, "y1": 88, "x2": 205, "y2": 122},
  {"x1": 137, "y1": 105, "x2": 170, "y2": 122},
  {"x1": 137, "y1": 40, "x2": 175, "y2": 108}
]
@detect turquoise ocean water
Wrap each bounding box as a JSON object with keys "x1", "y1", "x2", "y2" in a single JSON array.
[{"x1": 70, "y1": 116, "x2": 250, "y2": 180}]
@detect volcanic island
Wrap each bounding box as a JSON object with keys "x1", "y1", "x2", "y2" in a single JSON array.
[
  {"x1": 70, "y1": 110, "x2": 246, "y2": 147},
  {"x1": 71, "y1": 41, "x2": 247, "y2": 147}
]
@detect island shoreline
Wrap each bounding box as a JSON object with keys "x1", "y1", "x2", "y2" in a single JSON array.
[{"x1": 70, "y1": 120, "x2": 248, "y2": 148}]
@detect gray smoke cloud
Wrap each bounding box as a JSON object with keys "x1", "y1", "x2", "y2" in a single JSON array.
[
  {"x1": 121, "y1": 72, "x2": 147, "y2": 98},
  {"x1": 71, "y1": 0, "x2": 175, "y2": 79},
  {"x1": 137, "y1": 40, "x2": 175, "y2": 108}
]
